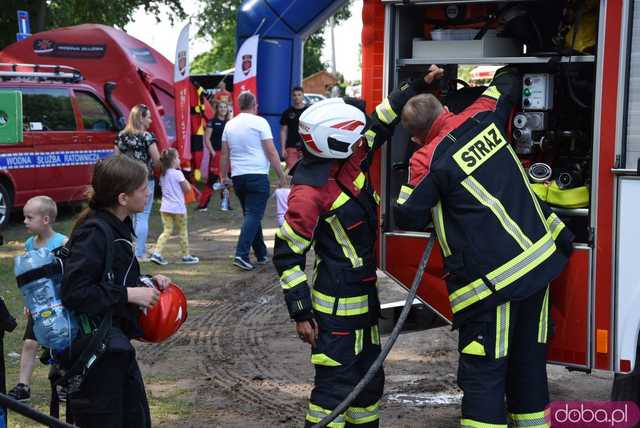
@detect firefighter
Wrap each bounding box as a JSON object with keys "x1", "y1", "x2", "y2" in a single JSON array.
[
  {"x1": 391, "y1": 67, "x2": 574, "y2": 428},
  {"x1": 273, "y1": 66, "x2": 444, "y2": 427}
]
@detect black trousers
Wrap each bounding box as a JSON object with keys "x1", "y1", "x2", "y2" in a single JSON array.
[
  {"x1": 457, "y1": 286, "x2": 550, "y2": 428},
  {"x1": 70, "y1": 349, "x2": 150, "y2": 428},
  {"x1": 305, "y1": 325, "x2": 384, "y2": 428}
]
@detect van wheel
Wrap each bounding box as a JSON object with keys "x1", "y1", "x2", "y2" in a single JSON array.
[{"x1": 0, "y1": 182, "x2": 12, "y2": 228}]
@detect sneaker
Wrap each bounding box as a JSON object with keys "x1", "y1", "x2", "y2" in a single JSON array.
[
  {"x1": 233, "y1": 256, "x2": 255, "y2": 271},
  {"x1": 196, "y1": 207, "x2": 208, "y2": 212},
  {"x1": 256, "y1": 256, "x2": 269, "y2": 265},
  {"x1": 8, "y1": 383, "x2": 30, "y2": 402},
  {"x1": 180, "y1": 255, "x2": 200, "y2": 264},
  {"x1": 137, "y1": 255, "x2": 151, "y2": 263},
  {"x1": 150, "y1": 253, "x2": 168, "y2": 266}
]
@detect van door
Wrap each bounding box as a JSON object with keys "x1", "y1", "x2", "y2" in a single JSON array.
[
  {"x1": 0, "y1": 87, "x2": 35, "y2": 210},
  {"x1": 72, "y1": 90, "x2": 116, "y2": 184},
  {"x1": 22, "y1": 87, "x2": 83, "y2": 201}
]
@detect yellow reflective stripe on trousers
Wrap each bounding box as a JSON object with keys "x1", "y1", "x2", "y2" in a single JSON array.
[
  {"x1": 506, "y1": 145, "x2": 547, "y2": 227},
  {"x1": 280, "y1": 266, "x2": 307, "y2": 290},
  {"x1": 311, "y1": 353, "x2": 342, "y2": 367},
  {"x1": 346, "y1": 402, "x2": 380, "y2": 424},
  {"x1": 449, "y1": 232, "x2": 556, "y2": 313},
  {"x1": 495, "y1": 301, "x2": 510, "y2": 358},
  {"x1": 538, "y1": 286, "x2": 550, "y2": 343},
  {"x1": 365, "y1": 129, "x2": 376, "y2": 149},
  {"x1": 326, "y1": 215, "x2": 363, "y2": 268},
  {"x1": 355, "y1": 329, "x2": 363, "y2": 355},
  {"x1": 312, "y1": 288, "x2": 335, "y2": 314},
  {"x1": 397, "y1": 184, "x2": 414, "y2": 205},
  {"x1": 336, "y1": 295, "x2": 369, "y2": 316},
  {"x1": 371, "y1": 325, "x2": 380, "y2": 345},
  {"x1": 375, "y1": 97, "x2": 397, "y2": 125},
  {"x1": 331, "y1": 192, "x2": 351, "y2": 211},
  {"x1": 353, "y1": 172, "x2": 365, "y2": 190},
  {"x1": 306, "y1": 402, "x2": 345, "y2": 427},
  {"x1": 277, "y1": 221, "x2": 311, "y2": 255},
  {"x1": 546, "y1": 212, "x2": 565, "y2": 239},
  {"x1": 461, "y1": 418, "x2": 507, "y2": 428},
  {"x1": 432, "y1": 201, "x2": 452, "y2": 257},
  {"x1": 461, "y1": 176, "x2": 533, "y2": 250},
  {"x1": 508, "y1": 410, "x2": 550, "y2": 428}
]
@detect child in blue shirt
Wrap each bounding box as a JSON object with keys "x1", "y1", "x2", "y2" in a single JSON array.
[{"x1": 8, "y1": 196, "x2": 67, "y2": 402}]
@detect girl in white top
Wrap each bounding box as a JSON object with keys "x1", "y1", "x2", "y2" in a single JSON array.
[{"x1": 150, "y1": 148, "x2": 199, "y2": 266}]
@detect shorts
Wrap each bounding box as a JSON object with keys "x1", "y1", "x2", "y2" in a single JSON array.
[{"x1": 23, "y1": 316, "x2": 36, "y2": 341}]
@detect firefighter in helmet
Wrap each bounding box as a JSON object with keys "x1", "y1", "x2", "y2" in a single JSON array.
[
  {"x1": 273, "y1": 67, "x2": 444, "y2": 426},
  {"x1": 392, "y1": 67, "x2": 574, "y2": 427}
]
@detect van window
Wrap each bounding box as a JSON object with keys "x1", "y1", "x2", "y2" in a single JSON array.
[
  {"x1": 74, "y1": 91, "x2": 115, "y2": 131},
  {"x1": 22, "y1": 88, "x2": 76, "y2": 131}
]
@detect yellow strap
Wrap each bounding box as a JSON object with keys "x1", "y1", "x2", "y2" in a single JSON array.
[
  {"x1": 432, "y1": 201, "x2": 452, "y2": 257},
  {"x1": 280, "y1": 266, "x2": 307, "y2": 290},
  {"x1": 353, "y1": 172, "x2": 365, "y2": 190},
  {"x1": 461, "y1": 176, "x2": 532, "y2": 250},
  {"x1": 482, "y1": 85, "x2": 501, "y2": 100},
  {"x1": 331, "y1": 192, "x2": 351, "y2": 211},
  {"x1": 508, "y1": 410, "x2": 550, "y2": 428},
  {"x1": 371, "y1": 325, "x2": 380, "y2": 345},
  {"x1": 345, "y1": 402, "x2": 380, "y2": 424},
  {"x1": 276, "y1": 221, "x2": 311, "y2": 255},
  {"x1": 307, "y1": 403, "x2": 346, "y2": 427},
  {"x1": 538, "y1": 286, "x2": 550, "y2": 343},
  {"x1": 449, "y1": 232, "x2": 556, "y2": 313},
  {"x1": 326, "y1": 215, "x2": 363, "y2": 268},
  {"x1": 495, "y1": 302, "x2": 510, "y2": 358},
  {"x1": 461, "y1": 418, "x2": 507, "y2": 428},
  {"x1": 365, "y1": 129, "x2": 376, "y2": 149},
  {"x1": 354, "y1": 329, "x2": 363, "y2": 355},
  {"x1": 397, "y1": 184, "x2": 414, "y2": 205},
  {"x1": 375, "y1": 97, "x2": 397, "y2": 125},
  {"x1": 461, "y1": 340, "x2": 486, "y2": 356}
]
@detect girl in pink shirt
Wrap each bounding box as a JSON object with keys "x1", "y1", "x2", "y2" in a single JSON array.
[{"x1": 150, "y1": 148, "x2": 199, "y2": 265}]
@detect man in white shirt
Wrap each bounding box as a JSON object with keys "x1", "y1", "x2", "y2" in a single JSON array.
[{"x1": 220, "y1": 91, "x2": 286, "y2": 270}]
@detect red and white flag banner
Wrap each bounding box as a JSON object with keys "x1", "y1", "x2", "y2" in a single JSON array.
[
  {"x1": 174, "y1": 23, "x2": 191, "y2": 164},
  {"x1": 233, "y1": 35, "x2": 259, "y2": 114}
]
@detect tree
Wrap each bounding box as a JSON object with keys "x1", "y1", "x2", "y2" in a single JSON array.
[
  {"x1": 192, "y1": 0, "x2": 352, "y2": 76},
  {"x1": 0, "y1": 0, "x2": 185, "y2": 50}
]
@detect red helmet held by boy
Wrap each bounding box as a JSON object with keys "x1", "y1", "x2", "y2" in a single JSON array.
[{"x1": 138, "y1": 282, "x2": 188, "y2": 343}]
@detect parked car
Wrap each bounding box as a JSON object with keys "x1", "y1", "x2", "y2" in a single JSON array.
[
  {"x1": 304, "y1": 93, "x2": 326, "y2": 105},
  {"x1": 0, "y1": 63, "x2": 116, "y2": 227}
]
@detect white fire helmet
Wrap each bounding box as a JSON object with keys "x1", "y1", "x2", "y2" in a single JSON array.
[{"x1": 298, "y1": 98, "x2": 366, "y2": 159}]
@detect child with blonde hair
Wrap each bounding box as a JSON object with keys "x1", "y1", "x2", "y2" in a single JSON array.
[
  {"x1": 9, "y1": 195, "x2": 67, "y2": 402},
  {"x1": 150, "y1": 148, "x2": 199, "y2": 265}
]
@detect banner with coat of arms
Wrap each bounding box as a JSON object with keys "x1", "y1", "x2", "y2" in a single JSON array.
[
  {"x1": 174, "y1": 23, "x2": 191, "y2": 165},
  {"x1": 233, "y1": 35, "x2": 259, "y2": 114}
]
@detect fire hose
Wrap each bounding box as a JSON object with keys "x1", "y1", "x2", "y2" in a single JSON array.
[{"x1": 312, "y1": 236, "x2": 436, "y2": 428}]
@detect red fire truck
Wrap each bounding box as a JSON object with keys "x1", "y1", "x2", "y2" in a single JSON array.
[{"x1": 362, "y1": 0, "x2": 639, "y2": 376}]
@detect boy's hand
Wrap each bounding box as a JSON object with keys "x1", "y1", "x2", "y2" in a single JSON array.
[
  {"x1": 424, "y1": 64, "x2": 444, "y2": 85},
  {"x1": 23, "y1": 307, "x2": 30, "y2": 317}
]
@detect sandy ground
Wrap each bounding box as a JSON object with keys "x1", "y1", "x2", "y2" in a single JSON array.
[{"x1": 130, "y1": 193, "x2": 613, "y2": 428}]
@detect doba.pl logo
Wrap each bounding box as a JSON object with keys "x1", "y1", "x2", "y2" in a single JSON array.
[{"x1": 549, "y1": 401, "x2": 640, "y2": 427}]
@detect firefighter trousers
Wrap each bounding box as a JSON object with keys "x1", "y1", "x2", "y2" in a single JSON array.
[
  {"x1": 457, "y1": 285, "x2": 551, "y2": 428},
  {"x1": 305, "y1": 325, "x2": 385, "y2": 428}
]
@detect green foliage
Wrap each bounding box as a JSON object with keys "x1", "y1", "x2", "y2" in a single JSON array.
[{"x1": 0, "y1": 0, "x2": 185, "y2": 50}]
